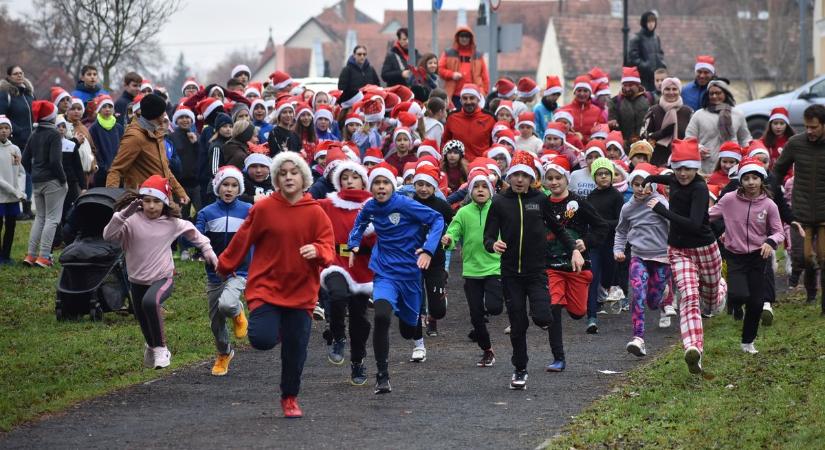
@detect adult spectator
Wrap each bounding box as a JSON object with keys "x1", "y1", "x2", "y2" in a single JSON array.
[
  {"x1": 773, "y1": 104, "x2": 825, "y2": 311},
  {"x1": 338, "y1": 45, "x2": 381, "y2": 94},
  {"x1": 681, "y1": 56, "x2": 715, "y2": 112},
  {"x1": 557, "y1": 75, "x2": 606, "y2": 142},
  {"x1": 106, "y1": 94, "x2": 189, "y2": 204},
  {"x1": 438, "y1": 27, "x2": 489, "y2": 109},
  {"x1": 608, "y1": 67, "x2": 654, "y2": 144},
  {"x1": 627, "y1": 11, "x2": 666, "y2": 93},
  {"x1": 642, "y1": 77, "x2": 693, "y2": 166},
  {"x1": 1, "y1": 65, "x2": 35, "y2": 219},
  {"x1": 114, "y1": 72, "x2": 142, "y2": 127},
  {"x1": 381, "y1": 28, "x2": 420, "y2": 88},
  {"x1": 442, "y1": 84, "x2": 495, "y2": 162},
  {"x1": 71, "y1": 65, "x2": 108, "y2": 104},
  {"x1": 685, "y1": 79, "x2": 751, "y2": 173}
]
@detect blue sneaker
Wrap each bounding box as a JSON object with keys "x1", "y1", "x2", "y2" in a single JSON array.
[{"x1": 546, "y1": 359, "x2": 566, "y2": 372}]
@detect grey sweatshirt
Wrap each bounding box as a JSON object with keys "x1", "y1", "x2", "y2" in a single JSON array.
[{"x1": 613, "y1": 192, "x2": 670, "y2": 260}]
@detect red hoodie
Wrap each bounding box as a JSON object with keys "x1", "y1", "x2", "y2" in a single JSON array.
[
  {"x1": 559, "y1": 99, "x2": 605, "y2": 142},
  {"x1": 217, "y1": 191, "x2": 335, "y2": 312},
  {"x1": 443, "y1": 109, "x2": 496, "y2": 162}
]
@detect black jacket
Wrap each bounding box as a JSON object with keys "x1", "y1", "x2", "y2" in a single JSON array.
[
  {"x1": 61, "y1": 138, "x2": 87, "y2": 188},
  {"x1": 484, "y1": 187, "x2": 576, "y2": 277},
  {"x1": 239, "y1": 173, "x2": 274, "y2": 204},
  {"x1": 414, "y1": 193, "x2": 454, "y2": 272},
  {"x1": 23, "y1": 122, "x2": 65, "y2": 184},
  {"x1": 545, "y1": 192, "x2": 607, "y2": 271},
  {"x1": 586, "y1": 186, "x2": 624, "y2": 243},
  {"x1": 267, "y1": 125, "x2": 301, "y2": 156},
  {"x1": 381, "y1": 45, "x2": 421, "y2": 87},
  {"x1": 627, "y1": 11, "x2": 666, "y2": 92},
  {"x1": 169, "y1": 128, "x2": 199, "y2": 186},
  {"x1": 338, "y1": 56, "x2": 381, "y2": 93},
  {"x1": 114, "y1": 91, "x2": 135, "y2": 126},
  {"x1": 0, "y1": 78, "x2": 34, "y2": 149},
  {"x1": 647, "y1": 173, "x2": 716, "y2": 249}
]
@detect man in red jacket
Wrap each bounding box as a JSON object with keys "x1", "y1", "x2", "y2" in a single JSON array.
[
  {"x1": 558, "y1": 75, "x2": 606, "y2": 142},
  {"x1": 443, "y1": 84, "x2": 495, "y2": 162}
]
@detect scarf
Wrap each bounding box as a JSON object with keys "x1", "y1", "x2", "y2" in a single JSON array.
[
  {"x1": 138, "y1": 116, "x2": 160, "y2": 137},
  {"x1": 393, "y1": 41, "x2": 409, "y2": 63},
  {"x1": 97, "y1": 114, "x2": 117, "y2": 131},
  {"x1": 707, "y1": 103, "x2": 733, "y2": 141},
  {"x1": 613, "y1": 179, "x2": 628, "y2": 193},
  {"x1": 657, "y1": 95, "x2": 683, "y2": 147}
]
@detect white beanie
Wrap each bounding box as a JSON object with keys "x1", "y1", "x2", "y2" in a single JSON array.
[
  {"x1": 0, "y1": 115, "x2": 12, "y2": 131},
  {"x1": 271, "y1": 152, "x2": 313, "y2": 192},
  {"x1": 244, "y1": 153, "x2": 272, "y2": 171},
  {"x1": 213, "y1": 166, "x2": 246, "y2": 196}
]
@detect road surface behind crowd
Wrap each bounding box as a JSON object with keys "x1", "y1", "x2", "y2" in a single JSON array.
[{"x1": 1, "y1": 260, "x2": 680, "y2": 449}]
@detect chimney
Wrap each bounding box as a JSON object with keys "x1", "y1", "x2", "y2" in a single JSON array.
[{"x1": 344, "y1": 0, "x2": 356, "y2": 24}]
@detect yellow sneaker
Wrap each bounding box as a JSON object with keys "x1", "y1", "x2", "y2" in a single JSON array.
[
  {"x1": 233, "y1": 311, "x2": 248, "y2": 338},
  {"x1": 211, "y1": 350, "x2": 234, "y2": 376}
]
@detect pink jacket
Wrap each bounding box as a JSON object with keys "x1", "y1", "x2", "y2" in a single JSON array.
[{"x1": 709, "y1": 191, "x2": 784, "y2": 255}]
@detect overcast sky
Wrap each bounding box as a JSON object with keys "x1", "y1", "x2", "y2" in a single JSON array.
[{"x1": 4, "y1": 0, "x2": 480, "y2": 76}]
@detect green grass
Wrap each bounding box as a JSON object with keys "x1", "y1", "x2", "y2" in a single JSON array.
[
  {"x1": 0, "y1": 222, "x2": 232, "y2": 431},
  {"x1": 543, "y1": 292, "x2": 825, "y2": 449}
]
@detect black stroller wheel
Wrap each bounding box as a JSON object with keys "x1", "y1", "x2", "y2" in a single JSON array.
[{"x1": 90, "y1": 305, "x2": 103, "y2": 322}]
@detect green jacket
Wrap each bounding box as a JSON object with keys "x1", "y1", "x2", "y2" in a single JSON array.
[{"x1": 445, "y1": 200, "x2": 501, "y2": 277}]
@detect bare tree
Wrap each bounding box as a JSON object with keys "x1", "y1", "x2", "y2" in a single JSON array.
[
  {"x1": 30, "y1": 0, "x2": 183, "y2": 89},
  {"x1": 205, "y1": 49, "x2": 259, "y2": 86}
]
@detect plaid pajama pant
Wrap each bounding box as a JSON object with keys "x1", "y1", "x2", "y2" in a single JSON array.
[{"x1": 668, "y1": 242, "x2": 722, "y2": 352}]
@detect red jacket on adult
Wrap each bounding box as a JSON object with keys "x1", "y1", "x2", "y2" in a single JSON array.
[
  {"x1": 443, "y1": 108, "x2": 496, "y2": 162},
  {"x1": 438, "y1": 26, "x2": 490, "y2": 99},
  {"x1": 559, "y1": 99, "x2": 606, "y2": 143},
  {"x1": 317, "y1": 189, "x2": 375, "y2": 294},
  {"x1": 217, "y1": 191, "x2": 335, "y2": 312}
]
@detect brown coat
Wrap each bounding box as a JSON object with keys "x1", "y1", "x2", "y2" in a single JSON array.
[{"x1": 106, "y1": 122, "x2": 185, "y2": 198}]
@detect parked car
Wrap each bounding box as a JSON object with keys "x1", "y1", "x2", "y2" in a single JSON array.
[
  {"x1": 737, "y1": 74, "x2": 825, "y2": 138},
  {"x1": 293, "y1": 77, "x2": 339, "y2": 95}
]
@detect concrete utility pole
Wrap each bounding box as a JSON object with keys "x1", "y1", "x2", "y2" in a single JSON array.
[
  {"x1": 488, "y1": 0, "x2": 498, "y2": 83},
  {"x1": 799, "y1": 0, "x2": 808, "y2": 83},
  {"x1": 407, "y1": 0, "x2": 417, "y2": 67},
  {"x1": 622, "y1": 0, "x2": 630, "y2": 66}
]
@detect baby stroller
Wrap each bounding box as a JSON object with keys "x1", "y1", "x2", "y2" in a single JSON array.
[{"x1": 56, "y1": 187, "x2": 131, "y2": 321}]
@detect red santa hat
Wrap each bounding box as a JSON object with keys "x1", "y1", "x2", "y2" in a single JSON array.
[
  {"x1": 491, "y1": 120, "x2": 512, "y2": 140},
  {"x1": 269, "y1": 70, "x2": 293, "y2": 90},
  {"x1": 412, "y1": 165, "x2": 441, "y2": 189},
  {"x1": 131, "y1": 94, "x2": 144, "y2": 113},
  {"x1": 554, "y1": 110, "x2": 574, "y2": 127},
  {"x1": 477, "y1": 156, "x2": 502, "y2": 178},
  {"x1": 621, "y1": 66, "x2": 642, "y2": 84},
  {"x1": 416, "y1": 139, "x2": 441, "y2": 160},
  {"x1": 628, "y1": 162, "x2": 659, "y2": 184},
  {"x1": 543, "y1": 155, "x2": 571, "y2": 180},
  {"x1": 139, "y1": 175, "x2": 172, "y2": 205},
  {"x1": 70, "y1": 97, "x2": 85, "y2": 112},
  {"x1": 539, "y1": 148, "x2": 560, "y2": 164},
  {"x1": 588, "y1": 67, "x2": 609, "y2": 85},
  {"x1": 459, "y1": 84, "x2": 485, "y2": 108},
  {"x1": 544, "y1": 122, "x2": 567, "y2": 141},
  {"x1": 181, "y1": 77, "x2": 199, "y2": 94},
  {"x1": 487, "y1": 145, "x2": 512, "y2": 166},
  {"x1": 393, "y1": 126, "x2": 412, "y2": 143},
  {"x1": 368, "y1": 161, "x2": 399, "y2": 191},
  {"x1": 387, "y1": 84, "x2": 414, "y2": 103},
  {"x1": 93, "y1": 95, "x2": 114, "y2": 115},
  {"x1": 397, "y1": 111, "x2": 418, "y2": 128},
  {"x1": 294, "y1": 102, "x2": 313, "y2": 119},
  {"x1": 737, "y1": 157, "x2": 767, "y2": 179},
  {"x1": 590, "y1": 124, "x2": 610, "y2": 140},
  {"x1": 140, "y1": 79, "x2": 153, "y2": 92},
  {"x1": 468, "y1": 167, "x2": 494, "y2": 194},
  {"x1": 747, "y1": 140, "x2": 770, "y2": 159},
  {"x1": 362, "y1": 147, "x2": 384, "y2": 165},
  {"x1": 50, "y1": 87, "x2": 71, "y2": 106},
  {"x1": 495, "y1": 100, "x2": 514, "y2": 117},
  {"x1": 402, "y1": 162, "x2": 418, "y2": 180},
  {"x1": 506, "y1": 150, "x2": 536, "y2": 179},
  {"x1": 361, "y1": 97, "x2": 385, "y2": 123},
  {"x1": 593, "y1": 82, "x2": 611, "y2": 98},
  {"x1": 172, "y1": 105, "x2": 195, "y2": 124},
  {"x1": 612, "y1": 158, "x2": 630, "y2": 179},
  {"x1": 275, "y1": 99, "x2": 295, "y2": 118},
  {"x1": 496, "y1": 129, "x2": 517, "y2": 149},
  {"x1": 416, "y1": 155, "x2": 439, "y2": 169},
  {"x1": 33, "y1": 101, "x2": 56, "y2": 123},
  {"x1": 543, "y1": 75, "x2": 563, "y2": 97},
  {"x1": 573, "y1": 75, "x2": 593, "y2": 93},
  {"x1": 314, "y1": 105, "x2": 334, "y2": 123},
  {"x1": 244, "y1": 85, "x2": 261, "y2": 98},
  {"x1": 605, "y1": 131, "x2": 625, "y2": 155},
  {"x1": 708, "y1": 184, "x2": 722, "y2": 201},
  {"x1": 212, "y1": 165, "x2": 246, "y2": 196},
  {"x1": 718, "y1": 141, "x2": 743, "y2": 161},
  {"x1": 695, "y1": 55, "x2": 716, "y2": 74},
  {"x1": 516, "y1": 112, "x2": 535, "y2": 129},
  {"x1": 495, "y1": 78, "x2": 516, "y2": 98},
  {"x1": 340, "y1": 89, "x2": 364, "y2": 109},
  {"x1": 331, "y1": 160, "x2": 369, "y2": 192},
  {"x1": 244, "y1": 153, "x2": 272, "y2": 170},
  {"x1": 344, "y1": 112, "x2": 364, "y2": 127},
  {"x1": 271, "y1": 151, "x2": 314, "y2": 191},
  {"x1": 384, "y1": 92, "x2": 401, "y2": 109},
  {"x1": 769, "y1": 107, "x2": 790, "y2": 125},
  {"x1": 231, "y1": 64, "x2": 251, "y2": 79},
  {"x1": 584, "y1": 140, "x2": 607, "y2": 158},
  {"x1": 517, "y1": 77, "x2": 539, "y2": 98},
  {"x1": 669, "y1": 138, "x2": 702, "y2": 169},
  {"x1": 196, "y1": 97, "x2": 222, "y2": 119}
]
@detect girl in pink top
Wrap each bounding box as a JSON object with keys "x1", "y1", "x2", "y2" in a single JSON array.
[{"x1": 104, "y1": 175, "x2": 217, "y2": 369}]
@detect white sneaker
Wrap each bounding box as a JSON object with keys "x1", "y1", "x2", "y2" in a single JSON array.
[
  {"x1": 626, "y1": 337, "x2": 646, "y2": 357},
  {"x1": 684, "y1": 346, "x2": 703, "y2": 374},
  {"x1": 607, "y1": 286, "x2": 625, "y2": 302},
  {"x1": 153, "y1": 346, "x2": 171, "y2": 369},
  {"x1": 658, "y1": 313, "x2": 671, "y2": 328},
  {"x1": 664, "y1": 304, "x2": 677, "y2": 317},
  {"x1": 180, "y1": 248, "x2": 191, "y2": 261},
  {"x1": 312, "y1": 304, "x2": 325, "y2": 321},
  {"x1": 410, "y1": 346, "x2": 427, "y2": 362},
  {"x1": 504, "y1": 325, "x2": 511, "y2": 335},
  {"x1": 143, "y1": 344, "x2": 154, "y2": 368},
  {"x1": 761, "y1": 302, "x2": 774, "y2": 326},
  {"x1": 741, "y1": 343, "x2": 759, "y2": 354}
]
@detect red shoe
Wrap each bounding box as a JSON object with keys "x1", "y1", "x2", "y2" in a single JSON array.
[
  {"x1": 280, "y1": 396, "x2": 303, "y2": 418},
  {"x1": 22, "y1": 255, "x2": 36, "y2": 266},
  {"x1": 34, "y1": 257, "x2": 53, "y2": 268}
]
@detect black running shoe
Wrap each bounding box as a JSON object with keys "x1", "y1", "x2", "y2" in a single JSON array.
[
  {"x1": 374, "y1": 372, "x2": 391, "y2": 394},
  {"x1": 426, "y1": 318, "x2": 438, "y2": 337},
  {"x1": 510, "y1": 369, "x2": 528, "y2": 390},
  {"x1": 351, "y1": 361, "x2": 368, "y2": 386},
  {"x1": 477, "y1": 350, "x2": 495, "y2": 367}
]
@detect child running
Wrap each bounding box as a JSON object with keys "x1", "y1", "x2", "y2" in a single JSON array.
[
  {"x1": 103, "y1": 175, "x2": 217, "y2": 369},
  {"x1": 614, "y1": 163, "x2": 675, "y2": 357},
  {"x1": 195, "y1": 166, "x2": 252, "y2": 376},
  {"x1": 347, "y1": 162, "x2": 444, "y2": 394},
  {"x1": 442, "y1": 168, "x2": 503, "y2": 367},
  {"x1": 484, "y1": 151, "x2": 583, "y2": 390},
  {"x1": 643, "y1": 138, "x2": 724, "y2": 374},
  {"x1": 217, "y1": 152, "x2": 335, "y2": 418},
  {"x1": 709, "y1": 158, "x2": 784, "y2": 354}
]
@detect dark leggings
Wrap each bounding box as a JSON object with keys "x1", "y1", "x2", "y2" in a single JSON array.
[
  {"x1": 130, "y1": 278, "x2": 174, "y2": 347},
  {"x1": 325, "y1": 272, "x2": 371, "y2": 363},
  {"x1": 247, "y1": 303, "x2": 312, "y2": 398},
  {"x1": 503, "y1": 273, "x2": 552, "y2": 371},
  {"x1": 726, "y1": 252, "x2": 766, "y2": 344},
  {"x1": 416, "y1": 268, "x2": 448, "y2": 339},
  {"x1": 463, "y1": 276, "x2": 504, "y2": 351},
  {"x1": 0, "y1": 214, "x2": 16, "y2": 259},
  {"x1": 373, "y1": 301, "x2": 417, "y2": 373}
]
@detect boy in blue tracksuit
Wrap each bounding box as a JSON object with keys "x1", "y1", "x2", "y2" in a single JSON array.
[
  {"x1": 348, "y1": 162, "x2": 444, "y2": 395},
  {"x1": 195, "y1": 166, "x2": 253, "y2": 377}
]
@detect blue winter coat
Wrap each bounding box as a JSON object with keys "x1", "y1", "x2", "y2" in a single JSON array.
[
  {"x1": 681, "y1": 81, "x2": 707, "y2": 112},
  {"x1": 71, "y1": 81, "x2": 108, "y2": 104},
  {"x1": 195, "y1": 198, "x2": 253, "y2": 283}
]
